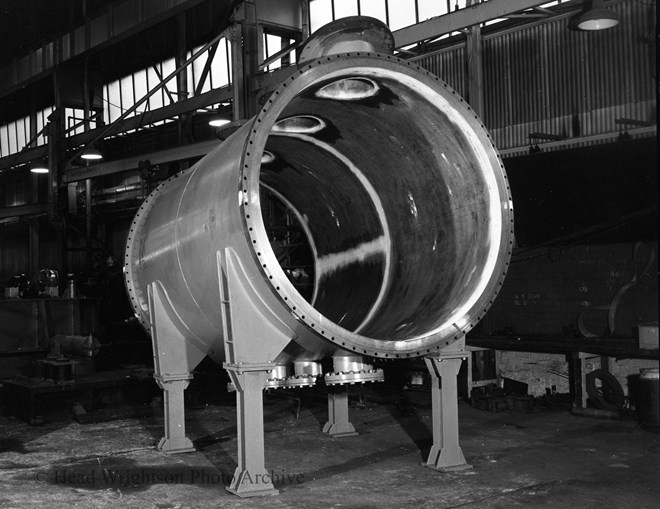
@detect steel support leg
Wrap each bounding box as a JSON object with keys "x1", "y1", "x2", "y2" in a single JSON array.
[
  {"x1": 218, "y1": 249, "x2": 294, "y2": 497},
  {"x1": 154, "y1": 374, "x2": 195, "y2": 453},
  {"x1": 225, "y1": 365, "x2": 278, "y2": 497},
  {"x1": 323, "y1": 385, "x2": 358, "y2": 437},
  {"x1": 423, "y1": 346, "x2": 472, "y2": 472},
  {"x1": 148, "y1": 281, "x2": 205, "y2": 455}
]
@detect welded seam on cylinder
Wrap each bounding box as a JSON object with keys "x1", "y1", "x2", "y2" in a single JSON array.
[
  {"x1": 270, "y1": 132, "x2": 392, "y2": 334},
  {"x1": 171, "y1": 166, "x2": 220, "y2": 344},
  {"x1": 125, "y1": 175, "x2": 177, "y2": 325}
]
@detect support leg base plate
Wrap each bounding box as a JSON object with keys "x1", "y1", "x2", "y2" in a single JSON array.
[
  {"x1": 157, "y1": 437, "x2": 195, "y2": 455},
  {"x1": 225, "y1": 486, "x2": 279, "y2": 498},
  {"x1": 324, "y1": 430, "x2": 359, "y2": 438},
  {"x1": 421, "y1": 462, "x2": 473, "y2": 473}
]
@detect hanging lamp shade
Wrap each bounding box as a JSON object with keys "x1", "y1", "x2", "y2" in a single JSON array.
[
  {"x1": 30, "y1": 158, "x2": 49, "y2": 173},
  {"x1": 577, "y1": 0, "x2": 619, "y2": 31},
  {"x1": 81, "y1": 144, "x2": 103, "y2": 160}
]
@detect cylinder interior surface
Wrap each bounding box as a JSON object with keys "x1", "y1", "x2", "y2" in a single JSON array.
[{"x1": 256, "y1": 65, "x2": 509, "y2": 345}]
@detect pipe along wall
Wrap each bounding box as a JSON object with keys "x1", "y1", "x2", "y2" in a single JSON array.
[{"x1": 124, "y1": 50, "x2": 514, "y2": 495}]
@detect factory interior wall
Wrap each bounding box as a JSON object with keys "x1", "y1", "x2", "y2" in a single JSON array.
[{"x1": 479, "y1": 241, "x2": 658, "y2": 397}]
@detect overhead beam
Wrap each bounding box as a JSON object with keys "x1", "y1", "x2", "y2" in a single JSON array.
[
  {"x1": 63, "y1": 140, "x2": 220, "y2": 183},
  {"x1": 194, "y1": 42, "x2": 220, "y2": 96},
  {"x1": 393, "y1": 0, "x2": 554, "y2": 47},
  {"x1": 0, "y1": 203, "x2": 47, "y2": 220},
  {"x1": 0, "y1": 85, "x2": 233, "y2": 173}
]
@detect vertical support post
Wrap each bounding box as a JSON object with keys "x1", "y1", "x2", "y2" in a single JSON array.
[
  {"x1": 85, "y1": 178, "x2": 93, "y2": 264},
  {"x1": 224, "y1": 365, "x2": 278, "y2": 497},
  {"x1": 423, "y1": 338, "x2": 472, "y2": 472},
  {"x1": 154, "y1": 374, "x2": 195, "y2": 453},
  {"x1": 231, "y1": 0, "x2": 259, "y2": 120},
  {"x1": 46, "y1": 107, "x2": 67, "y2": 277},
  {"x1": 175, "y1": 11, "x2": 193, "y2": 148},
  {"x1": 568, "y1": 352, "x2": 589, "y2": 409},
  {"x1": 466, "y1": 2, "x2": 483, "y2": 117},
  {"x1": 29, "y1": 89, "x2": 40, "y2": 277},
  {"x1": 322, "y1": 385, "x2": 358, "y2": 437},
  {"x1": 218, "y1": 249, "x2": 294, "y2": 497},
  {"x1": 300, "y1": 0, "x2": 311, "y2": 41},
  {"x1": 82, "y1": 58, "x2": 94, "y2": 266},
  {"x1": 147, "y1": 282, "x2": 205, "y2": 454}
]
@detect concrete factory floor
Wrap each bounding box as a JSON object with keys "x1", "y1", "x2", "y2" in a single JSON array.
[{"x1": 1, "y1": 385, "x2": 659, "y2": 509}]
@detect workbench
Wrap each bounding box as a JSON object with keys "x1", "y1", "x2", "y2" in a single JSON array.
[
  {"x1": 0, "y1": 368, "x2": 156, "y2": 423},
  {"x1": 467, "y1": 335, "x2": 658, "y2": 411}
]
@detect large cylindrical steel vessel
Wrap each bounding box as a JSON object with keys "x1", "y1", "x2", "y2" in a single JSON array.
[{"x1": 124, "y1": 52, "x2": 514, "y2": 366}]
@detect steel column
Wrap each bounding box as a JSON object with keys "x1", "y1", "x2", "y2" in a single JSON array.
[
  {"x1": 322, "y1": 386, "x2": 358, "y2": 437},
  {"x1": 224, "y1": 365, "x2": 278, "y2": 497},
  {"x1": 147, "y1": 281, "x2": 205, "y2": 454},
  {"x1": 423, "y1": 337, "x2": 472, "y2": 472},
  {"x1": 466, "y1": 15, "x2": 483, "y2": 116}
]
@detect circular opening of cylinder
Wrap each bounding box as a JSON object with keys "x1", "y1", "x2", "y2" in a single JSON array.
[
  {"x1": 261, "y1": 150, "x2": 275, "y2": 164},
  {"x1": 272, "y1": 115, "x2": 326, "y2": 134},
  {"x1": 314, "y1": 77, "x2": 379, "y2": 101},
  {"x1": 246, "y1": 57, "x2": 512, "y2": 352}
]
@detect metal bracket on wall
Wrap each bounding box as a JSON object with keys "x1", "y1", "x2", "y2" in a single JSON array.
[{"x1": 423, "y1": 336, "x2": 472, "y2": 472}]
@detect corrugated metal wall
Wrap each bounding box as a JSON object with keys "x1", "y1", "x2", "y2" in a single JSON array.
[
  {"x1": 416, "y1": 43, "x2": 468, "y2": 98},
  {"x1": 416, "y1": 0, "x2": 655, "y2": 150},
  {"x1": 0, "y1": 225, "x2": 29, "y2": 278}
]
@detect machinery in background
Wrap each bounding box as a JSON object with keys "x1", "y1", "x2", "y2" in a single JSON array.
[{"x1": 4, "y1": 269, "x2": 60, "y2": 299}]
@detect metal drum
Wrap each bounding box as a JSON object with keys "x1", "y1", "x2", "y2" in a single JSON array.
[{"x1": 639, "y1": 368, "x2": 660, "y2": 432}]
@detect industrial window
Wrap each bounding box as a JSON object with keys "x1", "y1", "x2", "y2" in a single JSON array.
[
  {"x1": 0, "y1": 124, "x2": 11, "y2": 158},
  {"x1": 186, "y1": 39, "x2": 231, "y2": 94},
  {"x1": 417, "y1": 0, "x2": 450, "y2": 22},
  {"x1": 211, "y1": 38, "x2": 232, "y2": 88},
  {"x1": 359, "y1": 0, "x2": 387, "y2": 24},
  {"x1": 387, "y1": 0, "x2": 417, "y2": 31},
  {"x1": 310, "y1": 0, "x2": 333, "y2": 32},
  {"x1": 262, "y1": 34, "x2": 298, "y2": 71},
  {"x1": 102, "y1": 57, "x2": 180, "y2": 128},
  {"x1": 161, "y1": 57, "x2": 178, "y2": 102},
  {"x1": 133, "y1": 69, "x2": 149, "y2": 109},
  {"x1": 35, "y1": 106, "x2": 54, "y2": 146},
  {"x1": 310, "y1": 0, "x2": 455, "y2": 33},
  {"x1": 145, "y1": 67, "x2": 164, "y2": 112},
  {"x1": 14, "y1": 117, "x2": 27, "y2": 153},
  {"x1": 0, "y1": 107, "x2": 57, "y2": 158},
  {"x1": 64, "y1": 108, "x2": 96, "y2": 136},
  {"x1": 334, "y1": 0, "x2": 358, "y2": 19}
]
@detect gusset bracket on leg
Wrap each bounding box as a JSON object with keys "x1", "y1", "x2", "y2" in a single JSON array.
[
  {"x1": 147, "y1": 281, "x2": 206, "y2": 454},
  {"x1": 423, "y1": 336, "x2": 472, "y2": 472}
]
